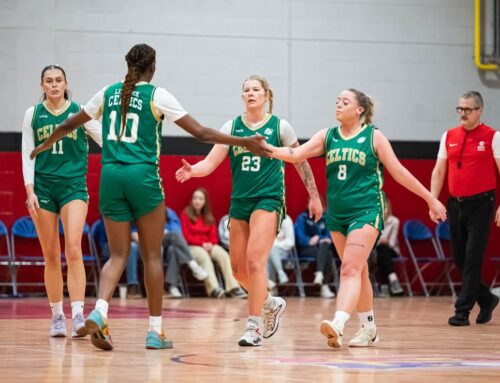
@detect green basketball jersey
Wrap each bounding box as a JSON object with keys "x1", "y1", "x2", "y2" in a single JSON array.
[
  {"x1": 32, "y1": 101, "x2": 89, "y2": 181},
  {"x1": 101, "y1": 82, "x2": 162, "y2": 165},
  {"x1": 325, "y1": 125, "x2": 385, "y2": 219},
  {"x1": 229, "y1": 115, "x2": 284, "y2": 200}
]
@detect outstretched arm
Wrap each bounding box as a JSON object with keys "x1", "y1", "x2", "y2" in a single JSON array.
[
  {"x1": 30, "y1": 110, "x2": 92, "y2": 159},
  {"x1": 374, "y1": 130, "x2": 447, "y2": 223},
  {"x1": 175, "y1": 115, "x2": 270, "y2": 157},
  {"x1": 176, "y1": 144, "x2": 229, "y2": 183},
  {"x1": 289, "y1": 140, "x2": 322, "y2": 222},
  {"x1": 268, "y1": 129, "x2": 328, "y2": 163}
]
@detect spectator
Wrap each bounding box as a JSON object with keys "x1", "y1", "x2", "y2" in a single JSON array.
[
  {"x1": 267, "y1": 215, "x2": 293, "y2": 291},
  {"x1": 162, "y1": 207, "x2": 208, "y2": 298},
  {"x1": 181, "y1": 188, "x2": 247, "y2": 298},
  {"x1": 374, "y1": 199, "x2": 404, "y2": 296},
  {"x1": 295, "y1": 206, "x2": 336, "y2": 299}
]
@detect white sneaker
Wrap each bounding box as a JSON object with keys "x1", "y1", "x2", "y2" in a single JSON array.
[
  {"x1": 320, "y1": 284, "x2": 335, "y2": 298},
  {"x1": 72, "y1": 312, "x2": 89, "y2": 338},
  {"x1": 49, "y1": 314, "x2": 67, "y2": 337},
  {"x1": 348, "y1": 325, "x2": 379, "y2": 347},
  {"x1": 190, "y1": 263, "x2": 209, "y2": 281},
  {"x1": 277, "y1": 270, "x2": 289, "y2": 284},
  {"x1": 267, "y1": 279, "x2": 277, "y2": 290},
  {"x1": 167, "y1": 286, "x2": 182, "y2": 299},
  {"x1": 238, "y1": 320, "x2": 263, "y2": 347},
  {"x1": 313, "y1": 271, "x2": 324, "y2": 286},
  {"x1": 319, "y1": 319, "x2": 343, "y2": 348},
  {"x1": 262, "y1": 296, "x2": 287, "y2": 339}
]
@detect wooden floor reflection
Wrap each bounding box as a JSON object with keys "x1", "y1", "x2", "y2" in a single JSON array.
[{"x1": 1, "y1": 297, "x2": 499, "y2": 382}]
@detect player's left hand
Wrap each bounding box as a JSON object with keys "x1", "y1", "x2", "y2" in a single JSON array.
[
  {"x1": 308, "y1": 196, "x2": 323, "y2": 223},
  {"x1": 245, "y1": 135, "x2": 272, "y2": 157}
]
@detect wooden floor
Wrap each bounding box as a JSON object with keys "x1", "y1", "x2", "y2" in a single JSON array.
[{"x1": 1, "y1": 296, "x2": 500, "y2": 382}]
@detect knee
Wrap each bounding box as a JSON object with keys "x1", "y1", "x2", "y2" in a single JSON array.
[
  {"x1": 64, "y1": 243, "x2": 83, "y2": 263},
  {"x1": 44, "y1": 251, "x2": 62, "y2": 268},
  {"x1": 246, "y1": 252, "x2": 265, "y2": 275},
  {"x1": 340, "y1": 261, "x2": 363, "y2": 278}
]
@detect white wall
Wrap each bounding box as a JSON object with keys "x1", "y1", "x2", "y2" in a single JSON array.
[{"x1": 0, "y1": 0, "x2": 498, "y2": 140}]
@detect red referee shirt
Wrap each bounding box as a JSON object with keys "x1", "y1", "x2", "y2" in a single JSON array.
[{"x1": 444, "y1": 123, "x2": 497, "y2": 197}]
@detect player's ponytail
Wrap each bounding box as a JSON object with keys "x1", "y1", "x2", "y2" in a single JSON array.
[
  {"x1": 243, "y1": 75, "x2": 273, "y2": 114},
  {"x1": 120, "y1": 44, "x2": 156, "y2": 141},
  {"x1": 349, "y1": 88, "x2": 374, "y2": 125}
]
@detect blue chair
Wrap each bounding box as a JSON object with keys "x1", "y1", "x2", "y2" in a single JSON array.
[
  {"x1": 0, "y1": 220, "x2": 17, "y2": 296},
  {"x1": 59, "y1": 220, "x2": 100, "y2": 294},
  {"x1": 10, "y1": 216, "x2": 45, "y2": 293},
  {"x1": 403, "y1": 220, "x2": 455, "y2": 297}
]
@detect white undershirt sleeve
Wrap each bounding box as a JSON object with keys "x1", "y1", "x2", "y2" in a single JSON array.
[
  {"x1": 21, "y1": 107, "x2": 36, "y2": 185},
  {"x1": 280, "y1": 119, "x2": 298, "y2": 147},
  {"x1": 84, "y1": 87, "x2": 106, "y2": 120},
  {"x1": 493, "y1": 131, "x2": 500, "y2": 158},
  {"x1": 218, "y1": 120, "x2": 233, "y2": 148},
  {"x1": 152, "y1": 87, "x2": 188, "y2": 123},
  {"x1": 83, "y1": 118, "x2": 103, "y2": 147},
  {"x1": 437, "y1": 131, "x2": 448, "y2": 159}
]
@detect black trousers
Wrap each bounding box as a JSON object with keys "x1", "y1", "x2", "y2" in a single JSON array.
[
  {"x1": 375, "y1": 244, "x2": 398, "y2": 283},
  {"x1": 447, "y1": 191, "x2": 495, "y2": 314},
  {"x1": 299, "y1": 242, "x2": 335, "y2": 283}
]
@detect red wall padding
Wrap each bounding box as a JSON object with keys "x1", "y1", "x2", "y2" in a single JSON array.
[{"x1": 1, "y1": 152, "x2": 499, "y2": 285}]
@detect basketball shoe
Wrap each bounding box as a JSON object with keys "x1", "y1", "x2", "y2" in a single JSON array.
[{"x1": 85, "y1": 309, "x2": 113, "y2": 350}]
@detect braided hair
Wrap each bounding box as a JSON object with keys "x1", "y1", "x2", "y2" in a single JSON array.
[{"x1": 120, "y1": 44, "x2": 156, "y2": 140}]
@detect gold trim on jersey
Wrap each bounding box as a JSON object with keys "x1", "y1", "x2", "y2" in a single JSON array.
[
  {"x1": 338, "y1": 123, "x2": 367, "y2": 141},
  {"x1": 241, "y1": 112, "x2": 272, "y2": 131},
  {"x1": 42, "y1": 100, "x2": 71, "y2": 117},
  {"x1": 150, "y1": 87, "x2": 163, "y2": 123}
]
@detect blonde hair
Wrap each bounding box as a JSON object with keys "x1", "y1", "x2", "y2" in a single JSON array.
[
  {"x1": 348, "y1": 88, "x2": 374, "y2": 125},
  {"x1": 243, "y1": 75, "x2": 274, "y2": 114}
]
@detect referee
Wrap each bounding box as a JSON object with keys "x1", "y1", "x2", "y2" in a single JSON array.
[{"x1": 431, "y1": 91, "x2": 500, "y2": 326}]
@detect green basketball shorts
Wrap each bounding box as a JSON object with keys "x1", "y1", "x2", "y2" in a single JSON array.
[
  {"x1": 229, "y1": 197, "x2": 285, "y2": 231},
  {"x1": 99, "y1": 162, "x2": 164, "y2": 222},
  {"x1": 326, "y1": 209, "x2": 384, "y2": 237},
  {"x1": 34, "y1": 175, "x2": 88, "y2": 214}
]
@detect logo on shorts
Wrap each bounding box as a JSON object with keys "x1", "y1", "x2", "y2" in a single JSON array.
[
  {"x1": 357, "y1": 137, "x2": 366, "y2": 144},
  {"x1": 40, "y1": 199, "x2": 49, "y2": 204},
  {"x1": 477, "y1": 141, "x2": 485, "y2": 151}
]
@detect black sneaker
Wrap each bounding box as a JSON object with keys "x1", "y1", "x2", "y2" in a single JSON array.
[
  {"x1": 226, "y1": 287, "x2": 248, "y2": 299},
  {"x1": 476, "y1": 294, "x2": 499, "y2": 324},
  {"x1": 448, "y1": 312, "x2": 470, "y2": 326},
  {"x1": 210, "y1": 287, "x2": 225, "y2": 298}
]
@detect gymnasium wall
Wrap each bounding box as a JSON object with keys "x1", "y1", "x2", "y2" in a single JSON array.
[{"x1": 1, "y1": 0, "x2": 499, "y2": 141}]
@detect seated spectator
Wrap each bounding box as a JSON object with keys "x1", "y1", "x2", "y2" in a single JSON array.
[
  {"x1": 267, "y1": 214, "x2": 293, "y2": 291},
  {"x1": 94, "y1": 219, "x2": 142, "y2": 299},
  {"x1": 218, "y1": 214, "x2": 230, "y2": 251},
  {"x1": 162, "y1": 207, "x2": 209, "y2": 298},
  {"x1": 295, "y1": 206, "x2": 336, "y2": 299},
  {"x1": 181, "y1": 188, "x2": 246, "y2": 298},
  {"x1": 374, "y1": 199, "x2": 404, "y2": 296}
]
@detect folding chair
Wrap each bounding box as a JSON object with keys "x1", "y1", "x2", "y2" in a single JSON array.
[
  {"x1": 0, "y1": 220, "x2": 17, "y2": 296},
  {"x1": 10, "y1": 216, "x2": 45, "y2": 293},
  {"x1": 59, "y1": 220, "x2": 100, "y2": 294},
  {"x1": 403, "y1": 220, "x2": 456, "y2": 297},
  {"x1": 277, "y1": 247, "x2": 306, "y2": 298}
]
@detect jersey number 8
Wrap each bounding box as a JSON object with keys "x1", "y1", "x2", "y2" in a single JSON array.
[
  {"x1": 242, "y1": 156, "x2": 260, "y2": 172},
  {"x1": 107, "y1": 110, "x2": 139, "y2": 143},
  {"x1": 338, "y1": 164, "x2": 347, "y2": 180}
]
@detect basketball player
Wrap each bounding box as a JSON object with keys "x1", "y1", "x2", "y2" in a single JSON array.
[
  {"x1": 30, "y1": 44, "x2": 270, "y2": 350},
  {"x1": 176, "y1": 75, "x2": 322, "y2": 346},
  {"x1": 265, "y1": 88, "x2": 447, "y2": 349},
  {"x1": 22, "y1": 65, "x2": 102, "y2": 338}
]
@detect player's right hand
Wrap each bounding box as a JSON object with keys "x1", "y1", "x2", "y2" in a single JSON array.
[
  {"x1": 245, "y1": 135, "x2": 272, "y2": 157},
  {"x1": 175, "y1": 159, "x2": 193, "y2": 183},
  {"x1": 428, "y1": 198, "x2": 447, "y2": 223},
  {"x1": 25, "y1": 193, "x2": 39, "y2": 218}
]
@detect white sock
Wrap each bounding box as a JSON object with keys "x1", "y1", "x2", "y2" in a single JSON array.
[
  {"x1": 187, "y1": 260, "x2": 198, "y2": 270},
  {"x1": 50, "y1": 301, "x2": 64, "y2": 317},
  {"x1": 263, "y1": 293, "x2": 275, "y2": 309},
  {"x1": 388, "y1": 273, "x2": 398, "y2": 283},
  {"x1": 248, "y1": 315, "x2": 263, "y2": 330},
  {"x1": 333, "y1": 311, "x2": 350, "y2": 331},
  {"x1": 149, "y1": 316, "x2": 162, "y2": 333},
  {"x1": 71, "y1": 301, "x2": 84, "y2": 318},
  {"x1": 95, "y1": 299, "x2": 109, "y2": 319},
  {"x1": 358, "y1": 310, "x2": 376, "y2": 328}
]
